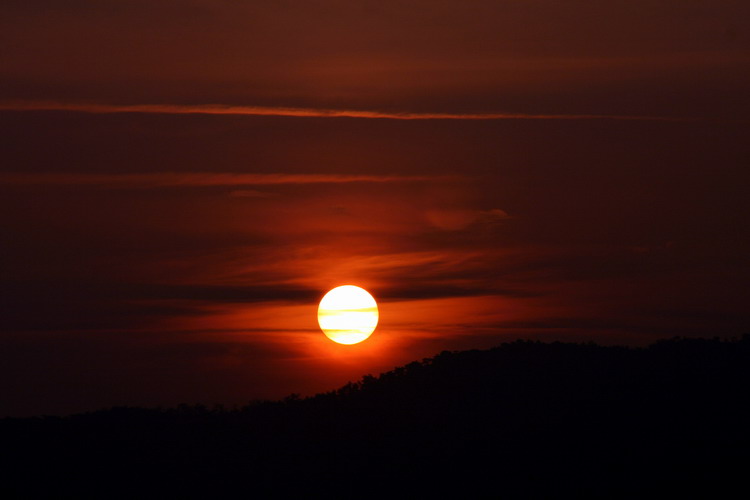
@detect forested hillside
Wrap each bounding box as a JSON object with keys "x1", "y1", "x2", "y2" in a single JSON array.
[{"x1": 3, "y1": 337, "x2": 748, "y2": 497}]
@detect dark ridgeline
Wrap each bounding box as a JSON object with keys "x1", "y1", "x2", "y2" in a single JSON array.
[{"x1": 2, "y1": 336, "x2": 749, "y2": 497}]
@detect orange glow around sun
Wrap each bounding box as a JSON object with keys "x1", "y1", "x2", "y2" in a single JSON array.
[{"x1": 318, "y1": 285, "x2": 379, "y2": 345}]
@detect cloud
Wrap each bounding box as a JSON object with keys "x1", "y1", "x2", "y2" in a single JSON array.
[
  {"x1": 480, "y1": 209, "x2": 512, "y2": 223},
  {"x1": 0, "y1": 101, "x2": 679, "y2": 121},
  {"x1": 228, "y1": 190, "x2": 273, "y2": 198},
  {"x1": 426, "y1": 208, "x2": 511, "y2": 230},
  {"x1": 0, "y1": 172, "x2": 451, "y2": 188}
]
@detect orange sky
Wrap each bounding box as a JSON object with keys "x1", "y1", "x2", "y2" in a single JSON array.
[{"x1": 1, "y1": 0, "x2": 749, "y2": 416}]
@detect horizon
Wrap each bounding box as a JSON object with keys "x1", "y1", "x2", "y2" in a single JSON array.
[{"x1": 6, "y1": 334, "x2": 748, "y2": 418}]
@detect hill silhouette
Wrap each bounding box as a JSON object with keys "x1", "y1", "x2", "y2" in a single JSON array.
[{"x1": 2, "y1": 336, "x2": 749, "y2": 497}]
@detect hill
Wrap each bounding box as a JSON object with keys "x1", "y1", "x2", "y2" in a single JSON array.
[{"x1": 2, "y1": 336, "x2": 749, "y2": 497}]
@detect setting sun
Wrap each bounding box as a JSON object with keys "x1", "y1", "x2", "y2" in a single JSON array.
[{"x1": 318, "y1": 285, "x2": 379, "y2": 345}]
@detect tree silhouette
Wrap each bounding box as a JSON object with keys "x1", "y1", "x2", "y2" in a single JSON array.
[{"x1": 1, "y1": 335, "x2": 748, "y2": 497}]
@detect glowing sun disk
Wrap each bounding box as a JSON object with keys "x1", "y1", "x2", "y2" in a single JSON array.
[{"x1": 318, "y1": 285, "x2": 379, "y2": 345}]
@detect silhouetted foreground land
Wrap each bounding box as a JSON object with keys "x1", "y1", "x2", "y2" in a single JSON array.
[{"x1": 2, "y1": 337, "x2": 749, "y2": 497}]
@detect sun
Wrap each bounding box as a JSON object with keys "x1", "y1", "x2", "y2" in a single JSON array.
[{"x1": 318, "y1": 285, "x2": 379, "y2": 345}]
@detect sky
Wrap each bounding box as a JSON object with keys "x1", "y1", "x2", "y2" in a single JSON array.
[{"x1": 1, "y1": 0, "x2": 749, "y2": 416}]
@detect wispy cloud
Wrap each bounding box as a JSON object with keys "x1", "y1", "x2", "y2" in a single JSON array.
[
  {"x1": 0, "y1": 172, "x2": 451, "y2": 188},
  {"x1": 0, "y1": 101, "x2": 681, "y2": 121}
]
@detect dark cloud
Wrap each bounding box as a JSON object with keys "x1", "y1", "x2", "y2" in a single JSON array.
[{"x1": 0, "y1": 280, "x2": 321, "y2": 332}]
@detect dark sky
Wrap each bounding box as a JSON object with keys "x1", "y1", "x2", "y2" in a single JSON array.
[{"x1": 1, "y1": 0, "x2": 749, "y2": 416}]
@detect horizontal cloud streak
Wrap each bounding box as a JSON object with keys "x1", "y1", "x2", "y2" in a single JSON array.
[
  {"x1": 0, "y1": 101, "x2": 681, "y2": 122},
  {"x1": 0, "y1": 172, "x2": 452, "y2": 188}
]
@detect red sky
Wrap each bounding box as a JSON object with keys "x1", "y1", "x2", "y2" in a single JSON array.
[{"x1": 1, "y1": 0, "x2": 749, "y2": 416}]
